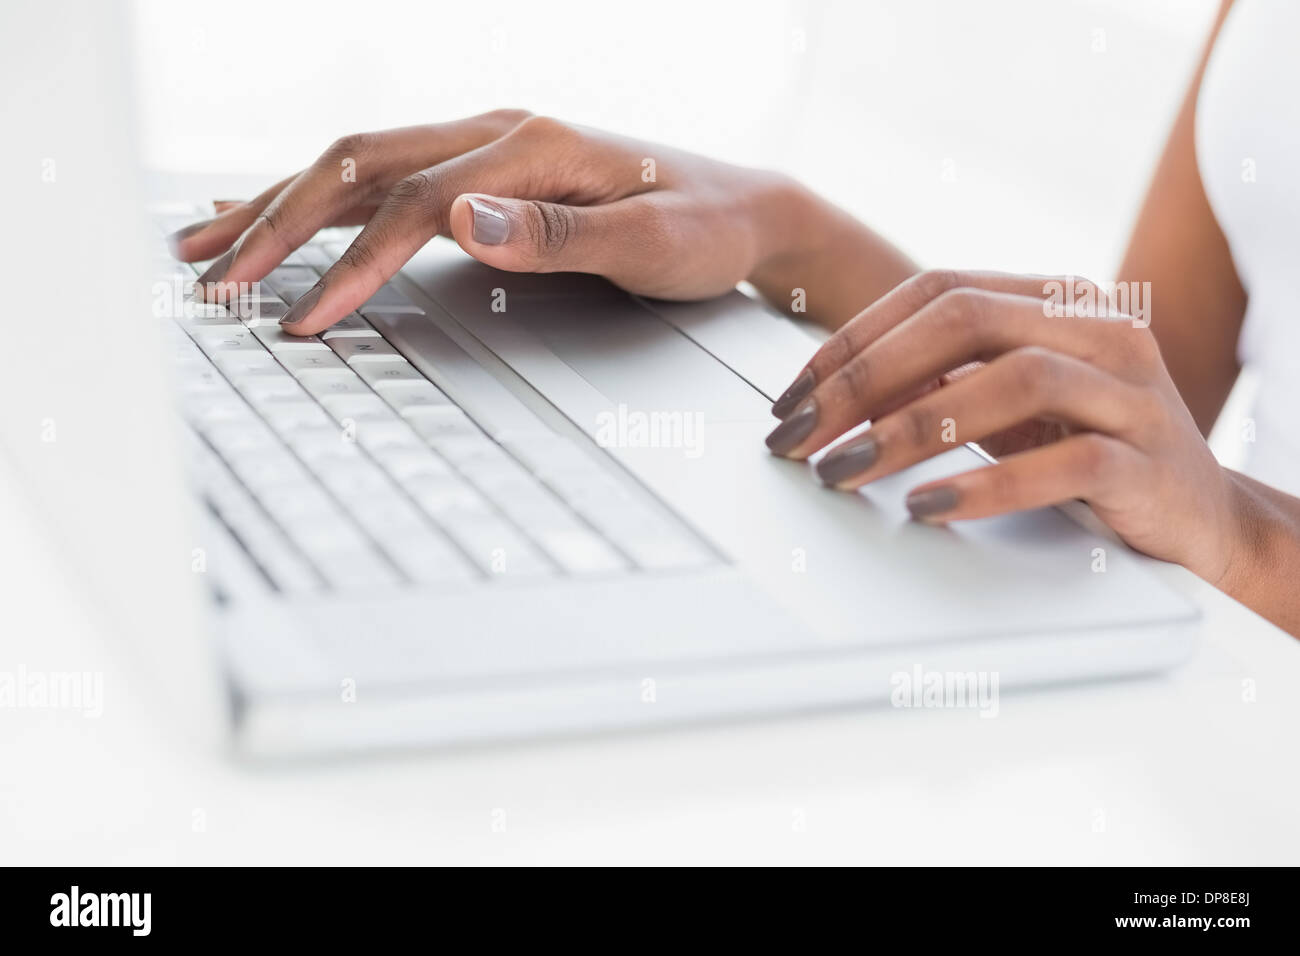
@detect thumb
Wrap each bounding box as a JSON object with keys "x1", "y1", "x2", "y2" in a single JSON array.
[{"x1": 449, "y1": 193, "x2": 632, "y2": 276}]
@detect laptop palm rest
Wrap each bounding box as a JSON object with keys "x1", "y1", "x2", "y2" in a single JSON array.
[{"x1": 399, "y1": 240, "x2": 1197, "y2": 649}]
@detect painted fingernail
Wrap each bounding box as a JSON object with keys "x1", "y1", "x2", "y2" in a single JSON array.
[
  {"x1": 771, "y1": 368, "x2": 815, "y2": 419},
  {"x1": 815, "y1": 436, "x2": 879, "y2": 486},
  {"x1": 906, "y1": 486, "x2": 958, "y2": 521},
  {"x1": 280, "y1": 285, "x2": 324, "y2": 327},
  {"x1": 193, "y1": 232, "x2": 247, "y2": 299},
  {"x1": 167, "y1": 219, "x2": 210, "y2": 256},
  {"x1": 765, "y1": 399, "x2": 817, "y2": 455},
  {"x1": 468, "y1": 197, "x2": 509, "y2": 245}
]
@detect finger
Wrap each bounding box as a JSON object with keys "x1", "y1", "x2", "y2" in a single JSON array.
[
  {"x1": 447, "y1": 192, "x2": 719, "y2": 295},
  {"x1": 280, "y1": 118, "x2": 652, "y2": 334},
  {"x1": 168, "y1": 175, "x2": 296, "y2": 261},
  {"x1": 770, "y1": 271, "x2": 1110, "y2": 417},
  {"x1": 193, "y1": 133, "x2": 418, "y2": 297},
  {"x1": 213, "y1": 198, "x2": 379, "y2": 226},
  {"x1": 902, "y1": 433, "x2": 1143, "y2": 523},
  {"x1": 195, "y1": 116, "x2": 530, "y2": 298},
  {"x1": 764, "y1": 289, "x2": 1148, "y2": 459},
  {"x1": 812, "y1": 347, "x2": 1150, "y2": 488}
]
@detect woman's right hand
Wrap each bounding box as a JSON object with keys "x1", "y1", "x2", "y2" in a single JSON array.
[{"x1": 171, "y1": 110, "x2": 813, "y2": 335}]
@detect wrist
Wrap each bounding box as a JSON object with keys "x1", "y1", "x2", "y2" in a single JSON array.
[
  {"x1": 1208, "y1": 469, "x2": 1271, "y2": 602},
  {"x1": 745, "y1": 175, "x2": 837, "y2": 299},
  {"x1": 743, "y1": 175, "x2": 919, "y2": 328}
]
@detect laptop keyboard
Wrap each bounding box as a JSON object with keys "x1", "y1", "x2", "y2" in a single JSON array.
[{"x1": 152, "y1": 207, "x2": 713, "y2": 595}]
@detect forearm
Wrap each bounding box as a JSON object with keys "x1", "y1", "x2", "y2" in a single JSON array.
[
  {"x1": 748, "y1": 180, "x2": 919, "y2": 331},
  {"x1": 1217, "y1": 471, "x2": 1300, "y2": 635}
]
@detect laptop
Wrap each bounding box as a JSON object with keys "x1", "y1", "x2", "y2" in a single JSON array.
[{"x1": 1, "y1": 1, "x2": 1199, "y2": 757}]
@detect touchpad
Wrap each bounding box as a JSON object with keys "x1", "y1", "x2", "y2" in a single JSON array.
[{"x1": 404, "y1": 240, "x2": 772, "y2": 428}]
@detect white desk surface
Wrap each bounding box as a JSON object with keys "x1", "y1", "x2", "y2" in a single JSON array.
[{"x1": 2, "y1": 458, "x2": 1296, "y2": 867}]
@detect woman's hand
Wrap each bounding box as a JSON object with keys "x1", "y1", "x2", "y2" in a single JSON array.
[
  {"x1": 171, "y1": 110, "x2": 812, "y2": 335},
  {"x1": 764, "y1": 270, "x2": 1250, "y2": 589}
]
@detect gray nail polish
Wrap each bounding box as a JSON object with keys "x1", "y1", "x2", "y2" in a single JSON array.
[
  {"x1": 815, "y1": 437, "x2": 879, "y2": 486},
  {"x1": 765, "y1": 400, "x2": 817, "y2": 455},
  {"x1": 280, "y1": 285, "x2": 324, "y2": 327},
  {"x1": 906, "y1": 486, "x2": 958, "y2": 520},
  {"x1": 194, "y1": 245, "x2": 235, "y2": 291},
  {"x1": 468, "y1": 197, "x2": 509, "y2": 245},
  {"x1": 771, "y1": 368, "x2": 815, "y2": 419}
]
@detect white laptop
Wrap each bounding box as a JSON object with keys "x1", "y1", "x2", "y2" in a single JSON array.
[{"x1": 0, "y1": 1, "x2": 1198, "y2": 758}]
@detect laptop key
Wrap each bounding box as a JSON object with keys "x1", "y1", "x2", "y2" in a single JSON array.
[
  {"x1": 300, "y1": 370, "x2": 373, "y2": 400},
  {"x1": 253, "y1": 326, "x2": 331, "y2": 352},
  {"x1": 353, "y1": 420, "x2": 424, "y2": 456},
  {"x1": 319, "y1": 313, "x2": 379, "y2": 339},
  {"x1": 319, "y1": 393, "x2": 396, "y2": 424},
  {"x1": 277, "y1": 350, "x2": 349, "y2": 377},
  {"x1": 533, "y1": 526, "x2": 628, "y2": 575},
  {"x1": 378, "y1": 381, "x2": 452, "y2": 414},
  {"x1": 238, "y1": 300, "x2": 292, "y2": 326},
  {"x1": 316, "y1": 461, "x2": 393, "y2": 501},
  {"x1": 257, "y1": 401, "x2": 334, "y2": 432},
  {"x1": 269, "y1": 280, "x2": 320, "y2": 305},
  {"x1": 383, "y1": 534, "x2": 478, "y2": 586},
  {"x1": 404, "y1": 474, "x2": 490, "y2": 519},
  {"x1": 329, "y1": 337, "x2": 403, "y2": 363},
  {"x1": 370, "y1": 446, "x2": 452, "y2": 482},
  {"x1": 401, "y1": 405, "x2": 478, "y2": 440},
  {"x1": 358, "y1": 286, "x2": 424, "y2": 315},
  {"x1": 193, "y1": 326, "x2": 263, "y2": 354},
  {"x1": 354, "y1": 361, "x2": 427, "y2": 388},
  {"x1": 436, "y1": 513, "x2": 552, "y2": 578},
  {"x1": 233, "y1": 374, "x2": 306, "y2": 404}
]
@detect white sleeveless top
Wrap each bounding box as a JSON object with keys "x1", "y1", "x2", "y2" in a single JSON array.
[{"x1": 1196, "y1": 0, "x2": 1300, "y2": 496}]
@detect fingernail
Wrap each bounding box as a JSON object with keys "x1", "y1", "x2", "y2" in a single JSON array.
[
  {"x1": 193, "y1": 233, "x2": 246, "y2": 299},
  {"x1": 906, "y1": 486, "x2": 958, "y2": 521},
  {"x1": 765, "y1": 399, "x2": 817, "y2": 455},
  {"x1": 815, "y1": 436, "x2": 879, "y2": 486},
  {"x1": 167, "y1": 219, "x2": 210, "y2": 256},
  {"x1": 280, "y1": 285, "x2": 324, "y2": 327},
  {"x1": 468, "y1": 197, "x2": 509, "y2": 245},
  {"x1": 771, "y1": 368, "x2": 815, "y2": 419}
]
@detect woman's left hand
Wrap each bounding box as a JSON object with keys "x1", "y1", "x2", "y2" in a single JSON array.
[{"x1": 764, "y1": 269, "x2": 1246, "y2": 587}]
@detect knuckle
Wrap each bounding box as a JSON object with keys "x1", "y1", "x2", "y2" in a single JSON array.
[
  {"x1": 482, "y1": 107, "x2": 533, "y2": 128},
  {"x1": 254, "y1": 209, "x2": 283, "y2": 240},
  {"x1": 911, "y1": 268, "x2": 963, "y2": 303},
  {"x1": 333, "y1": 239, "x2": 379, "y2": 277},
  {"x1": 252, "y1": 210, "x2": 294, "y2": 254},
  {"x1": 835, "y1": 355, "x2": 871, "y2": 403},
  {"x1": 897, "y1": 404, "x2": 936, "y2": 449},
  {"x1": 817, "y1": 329, "x2": 860, "y2": 375},
  {"x1": 1101, "y1": 321, "x2": 1160, "y2": 374},
  {"x1": 1075, "y1": 434, "x2": 1120, "y2": 489},
  {"x1": 512, "y1": 114, "x2": 572, "y2": 142},
  {"x1": 323, "y1": 131, "x2": 376, "y2": 163},
  {"x1": 525, "y1": 201, "x2": 577, "y2": 255},
  {"x1": 985, "y1": 464, "x2": 1021, "y2": 508},
  {"x1": 1005, "y1": 345, "x2": 1060, "y2": 398},
  {"x1": 1131, "y1": 384, "x2": 1171, "y2": 437},
  {"x1": 1063, "y1": 274, "x2": 1100, "y2": 308},
  {"x1": 388, "y1": 169, "x2": 442, "y2": 211},
  {"x1": 931, "y1": 287, "x2": 987, "y2": 334}
]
